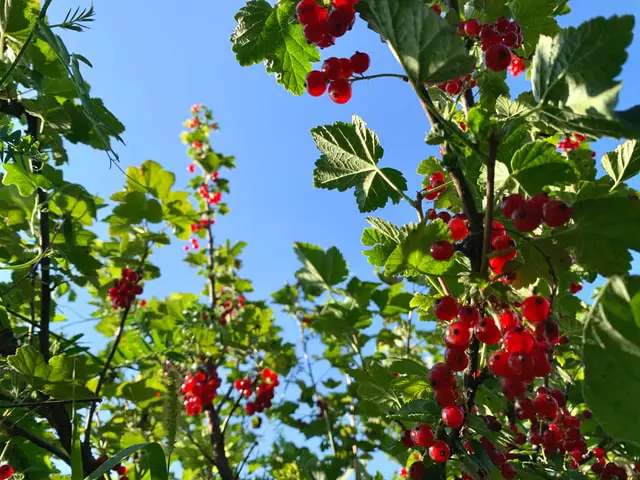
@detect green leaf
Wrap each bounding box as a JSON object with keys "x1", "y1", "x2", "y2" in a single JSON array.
[
  {"x1": 2, "y1": 163, "x2": 50, "y2": 197},
  {"x1": 583, "y1": 276, "x2": 640, "y2": 445},
  {"x1": 601, "y1": 140, "x2": 640, "y2": 190},
  {"x1": 384, "y1": 221, "x2": 454, "y2": 277},
  {"x1": 231, "y1": 0, "x2": 319, "y2": 95},
  {"x1": 509, "y1": 142, "x2": 577, "y2": 194},
  {"x1": 312, "y1": 116, "x2": 408, "y2": 213},
  {"x1": 390, "y1": 358, "x2": 428, "y2": 377},
  {"x1": 125, "y1": 160, "x2": 175, "y2": 200},
  {"x1": 293, "y1": 242, "x2": 348, "y2": 293},
  {"x1": 537, "y1": 104, "x2": 640, "y2": 140},
  {"x1": 85, "y1": 443, "x2": 167, "y2": 480},
  {"x1": 462, "y1": 0, "x2": 510, "y2": 23},
  {"x1": 362, "y1": 0, "x2": 474, "y2": 84},
  {"x1": 510, "y1": 0, "x2": 560, "y2": 56},
  {"x1": 532, "y1": 16, "x2": 634, "y2": 117},
  {"x1": 7, "y1": 346, "x2": 50, "y2": 384},
  {"x1": 476, "y1": 71, "x2": 509, "y2": 112}
]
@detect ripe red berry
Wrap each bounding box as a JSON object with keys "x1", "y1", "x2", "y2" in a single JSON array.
[
  {"x1": 296, "y1": 0, "x2": 322, "y2": 24},
  {"x1": 306, "y1": 70, "x2": 328, "y2": 96},
  {"x1": 410, "y1": 423, "x2": 434, "y2": 447},
  {"x1": 446, "y1": 79, "x2": 462, "y2": 95},
  {"x1": 464, "y1": 18, "x2": 481, "y2": 37},
  {"x1": 476, "y1": 317, "x2": 501, "y2": 344},
  {"x1": 549, "y1": 388, "x2": 566, "y2": 407},
  {"x1": 448, "y1": 217, "x2": 469, "y2": 241},
  {"x1": 485, "y1": 43, "x2": 512, "y2": 71},
  {"x1": 534, "y1": 392, "x2": 559, "y2": 421},
  {"x1": 457, "y1": 306, "x2": 480, "y2": 326},
  {"x1": 428, "y1": 362, "x2": 454, "y2": 390},
  {"x1": 434, "y1": 296, "x2": 458, "y2": 321},
  {"x1": 489, "y1": 350, "x2": 511, "y2": 376},
  {"x1": 326, "y1": 6, "x2": 354, "y2": 37},
  {"x1": 430, "y1": 171, "x2": 445, "y2": 183},
  {"x1": 429, "y1": 440, "x2": 451, "y2": 463},
  {"x1": 400, "y1": 429, "x2": 414, "y2": 448},
  {"x1": 515, "y1": 398, "x2": 535, "y2": 420},
  {"x1": 0, "y1": 465, "x2": 14, "y2": 480},
  {"x1": 499, "y1": 310, "x2": 522, "y2": 331},
  {"x1": 408, "y1": 462, "x2": 425, "y2": 480},
  {"x1": 521, "y1": 296, "x2": 550, "y2": 324},
  {"x1": 499, "y1": 193, "x2": 526, "y2": 218},
  {"x1": 350, "y1": 51, "x2": 370, "y2": 74},
  {"x1": 527, "y1": 193, "x2": 550, "y2": 217},
  {"x1": 442, "y1": 405, "x2": 465, "y2": 428},
  {"x1": 511, "y1": 204, "x2": 542, "y2": 232},
  {"x1": 430, "y1": 240, "x2": 454, "y2": 261},
  {"x1": 322, "y1": 57, "x2": 342, "y2": 80},
  {"x1": 431, "y1": 4, "x2": 442, "y2": 15},
  {"x1": 445, "y1": 321, "x2": 471, "y2": 347},
  {"x1": 531, "y1": 347, "x2": 552, "y2": 377},
  {"x1": 494, "y1": 16, "x2": 510, "y2": 32},
  {"x1": 500, "y1": 463, "x2": 517, "y2": 479},
  {"x1": 338, "y1": 57, "x2": 354, "y2": 79},
  {"x1": 491, "y1": 235, "x2": 517, "y2": 261},
  {"x1": 434, "y1": 387, "x2": 457, "y2": 407},
  {"x1": 303, "y1": 22, "x2": 326, "y2": 43},
  {"x1": 507, "y1": 352, "x2": 534, "y2": 380},
  {"x1": 436, "y1": 210, "x2": 451, "y2": 223},
  {"x1": 569, "y1": 281, "x2": 582, "y2": 294},
  {"x1": 316, "y1": 34, "x2": 335, "y2": 48},
  {"x1": 501, "y1": 377, "x2": 526, "y2": 399},
  {"x1": 445, "y1": 347, "x2": 469, "y2": 372},
  {"x1": 328, "y1": 79, "x2": 352, "y2": 104},
  {"x1": 542, "y1": 199, "x2": 572, "y2": 227},
  {"x1": 504, "y1": 327, "x2": 534, "y2": 353}
]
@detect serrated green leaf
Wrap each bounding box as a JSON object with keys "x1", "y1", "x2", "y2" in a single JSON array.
[
  {"x1": 293, "y1": 242, "x2": 348, "y2": 293},
  {"x1": 509, "y1": 142, "x2": 577, "y2": 194},
  {"x1": 477, "y1": 71, "x2": 510, "y2": 112},
  {"x1": 2, "y1": 163, "x2": 49, "y2": 197},
  {"x1": 511, "y1": 0, "x2": 560, "y2": 57},
  {"x1": 312, "y1": 116, "x2": 408, "y2": 213},
  {"x1": 125, "y1": 160, "x2": 175, "y2": 200},
  {"x1": 231, "y1": 0, "x2": 319, "y2": 95},
  {"x1": 390, "y1": 358, "x2": 428, "y2": 377},
  {"x1": 537, "y1": 104, "x2": 640, "y2": 140},
  {"x1": 85, "y1": 443, "x2": 167, "y2": 480},
  {"x1": 583, "y1": 276, "x2": 640, "y2": 445},
  {"x1": 463, "y1": 0, "x2": 510, "y2": 23},
  {"x1": 362, "y1": 0, "x2": 474, "y2": 84},
  {"x1": 532, "y1": 16, "x2": 634, "y2": 117},
  {"x1": 601, "y1": 140, "x2": 640, "y2": 190}
]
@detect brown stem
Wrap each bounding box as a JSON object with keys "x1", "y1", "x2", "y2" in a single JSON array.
[
  {"x1": 234, "y1": 441, "x2": 258, "y2": 480},
  {"x1": 480, "y1": 133, "x2": 499, "y2": 276},
  {"x1": 206, "y1": 202, "x2": 216, "y2": 310},
  {"x1": 0, "y1": 416, "x2": 71, "y2": 464},
  {"x1": 204, "y1": 406, "x2": 234, "y2": 480}
]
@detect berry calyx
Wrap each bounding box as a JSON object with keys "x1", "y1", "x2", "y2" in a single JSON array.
[
  {"x1": 350, "y1": 51, "x2": 370, "y2": 74},
  {"x1": 442, "y1": 405, "x2": 465, "y2": 428},
  {"x1": 328, "y1": 78, "x2": 352, "y2": 104},
  {"x1": 430, "y1": 240, "x2": 454, "y2": 261},
  {"x1": 429, "y1": 440, "x2": 451, "y2": 463},
  {"x1": 485, "y1": 43, "x2": 512, "y2": 71},
  {"x1": 521, "y1": 296, "x2": 550, "y2": 324}
]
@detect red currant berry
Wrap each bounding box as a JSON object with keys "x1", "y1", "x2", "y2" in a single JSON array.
[
  {"x1": 0, "y1": 465, "x2": 15, "y2": 480},
  {"x1": 494, "y1": 16, "x2": 510, "y2": 32},
  {"x1": 489, "y1": 350, "x2": 511, "y2": 377},
  {"x1": 322, "y1": 57, "x2": 342, "y2": 80},
  {"x1": 504, "y1": 327, "x2": 534, "y2": 353},
  {"x1": 531, "y1": 347, "x2": 552, "y2": 377},
  {"x1": 445, "y1": 347, "x2": 469, "y2": 372},
  {"x1": 306, "y1": 70, "x2": 328, "y2": 96},
  {"x1": 430, "y1": 171, "x2": 445, "y2": 184},
  {"x1": 328, "y1": 79, "x2": 352, "y2": 104},
  {"x1": 303, "y1": 22, "x2": 326, "y2": 43},
  {"x1": 501, "y1": 32, "x2": 519, "y2": 48},
  {"x1": 521, "y1": 296, "x2": 550, "y2": 324},
  {"x1": 499, "y1": 193, "x2": 526, "y2": 218},
  {"x1": 476, "y1": 317, "x2": 501, "y2": 345},
  {"x1": 489, "y1": 220, "x2": 506, "y2": 241},
  {"x1": 448, "y1": 217, "x2": 469, "y2": 241},
  {"x1": 485, "y1": 43, "x2": 512, "y2": 71},
  {"x1": 499, "y1": 310, "x2": 522, "y2": 331},
  {"x1": 326, "y1": 6, "x2": 354, "y2": 37},
  {"x1": 430, "y1": 240, "x2": 454, "y2": 261},
  {"x1": 515, "y1": 398, "x2": 535, "y2": 420},
  {"x1": 400, "y1": 429, "x2": 414, "y2": 448},
  {"x1": 296, "y1": 0, "x2": 322, "y2": 24},
  {"x1": 464, "y1": 19, "x2": 481, "y2": 37},
  {"x1": 445, "y1": 321, "x2": 471, "y2": 348},
  {"x1": 429, "y1": 440, "x2": 451, "y2": 463},
  {"x1": 501, "y1": 377, "x2": 526, "y2": 399},
  {"x1": 316, "y1": 34, "x2": 335, "y2": 48},
  {"x1": 350, "y1": 51, "x2": 370, "y2": 74},
  {"x1": 409, "y1": 462, "x2": 425, "y2": 480},
  {"x1": 338, "y1": 57, "x2": 354, "y2": 79},
  {"x1": 534, "y1": 392, "x2": 559, "y2": 421},
  {"x1": 431, "y1": 4, "x2": 442, "y2": 15},
  {"x1": 435, "y1": 387, "x2": 457, "y2": 407},
  {"x1": 428, "y1": 362, "x2": 454, "y2": 390},
  {"x1": 446, "y1": 79, "x2": 462, "y2": 95},
  {"x1": 410, "y1": 423, "x2": 434, "y2": 447},
  {"x1": 489, "y1": 256, "x2": 507, "y2": 274},
  {"x1": 511, "y1": 204, "x2": 542, "y2": 232},
  {"x1": 442, "y1": 405, "x2": 465, "y2": 428},
  {"x1": 457, "y1": 306, "x2": 480, "y2": 326},
  {"x1": 436, "y1": 210, "x2": 451, "y2": 223},
  {"x1": 491, "y1": 235, "x2": 517, "y2": 261},
  {"x1": 434, "y1": 296, "x2": 458, "y2": 321},
  {"x1": 507, "y1": 352, "x2": 534, "y2": 380},
  {"x1": 527, "y1": 193, "x2": 550, "y2": 217},
  {"x1": 549, "y1": 388, "x2": 566, "y2": 408},
  {"x1": 542, "y1": 199, "x2": 572, "y2": 227},
  {"x1": 500, "y1": 463, "x2": 517, "y2": 479},
  {"x1": 569, "y1": 281, "x2": 582, "y2": 294}
]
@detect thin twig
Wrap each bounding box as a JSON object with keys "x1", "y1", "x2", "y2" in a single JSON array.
[
  {"x1": 0, "y1": 416, "x2": 71, "y2": 464},
  {"x1": 480, "y1": 133, "x2": 499, "y2": 276},
  {"x1": 0, "y1": 398, "x2": 101, "y2": 409},
  {"x1": 185, "y1": 428, "x2": 216, "y2": 465},
  {"x1": 234, "y1": 441, "x2": 258, "y2": 480},
  {"x1": 350, "y1": 73, "x2": 408, "y2": 83}
]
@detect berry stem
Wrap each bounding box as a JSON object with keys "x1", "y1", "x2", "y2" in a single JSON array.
[
  {"x1": 480, "y1": 133, "x2": 499, "y2": 276},
  {"x1": 349, "y1": 73, "x2": 409, "y2": 83}
]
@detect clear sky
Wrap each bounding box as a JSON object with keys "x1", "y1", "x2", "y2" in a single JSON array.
[{"x1": 41, "y1": 0, "x2": 640, "y2": 477}]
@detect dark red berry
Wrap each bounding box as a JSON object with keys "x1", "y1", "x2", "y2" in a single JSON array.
[
  {"x1": 501, "y1": 377, "x2": 526, "y2": 399},
  {"x1": 534, "y1": 392, "x2": 559, "y2": 421},
  {"x1": 430, "y1": 240, "x2": 454, "y2": 261},
  {"x1": 326, "y1": 6, "x2": 354, "y2": 37},
  {"x1": 328, "y1": 79, "x2": 352, "y2": 104},
  {"x1": 491, "y1": 235, "x2": 517, "y2": 261},
  {"x1": 442, "y1": 405, "x2": 465, "y2": 428},
  {"x1": 428, "y1": 362, "x2": 454, "y2": 390},
  {"x1": 499, "y1": 310, "x2": 522, "y2": 331},
  {"x1": 511, "y1": 204, "x2": 542, "y2": 232},
  {"x1": 296, "y1": 0, "x2": 323, "y2": 24},
  {"x1": 515, "y1": 398, "x2": 535, "y2": 420},
  {"x1": 500, "y1": 463, "x2": 517, "y2": 479},
  {"x1": 434, "y1": 296, "x2": 458, "y2": 321},
  {"x1": 535, "y1": 320, "x2": 559, "y2": 343},
  {"x1": 464, "y1": 19, "x2": 481, "y2": 37},
  {"x1": 435, "y1": 387, "x2": 457, "y2": 406},
  {"x1": 448, "y1": 217, "x2": 469, "y2": 241},
  {"x1": 542, "y1": 199, "x2": 572, "y2": 227},
  {"x1": 531, "y1": 347, "x2": 552, "y2": 377},
  {"x1": 401, "y1": 429, "x2": 414, "y2": 448},
  {"x1": 457, "y1": 306, "x2": 480, "y2": 326},
  {"x1": 499, "y1": 193, "x2": 526, "y2": 218},
  {"x1": 445, "y1": 321, "x2": 471, "y2": 347},
  {"x1": 322, "y1": 57, "x2": 342, "y2": 80},
  {"x1": 476, "y1": 317, "x2": 501, "y2": 344},
  {"x1": 410, "y1": 423, "x2": 434, "y2": 447},
  {"x1": 350, "y1": 51, "x2": 370, "y2": 74},
  {"x1": 436, "y1": 211, "x2": 451, "y2": 223},
  {"x1": 569, "y1": 281, "x2": 583, "y2": 294},
  {"x1": 489, "y1": 220, "x2": 506, "y2": 241},
  {"x1": 303, "y1": 22, "x2": 326, "y2": 43},
  {"x1": 445, "y1": 347, "x2": 469, "y2": 372},
  {"x1": 494, "y1": 16, "x2": 510, "y2": 33},
  {"x1": 489, "y1": 350, "x2": 511, "y2": 376},
  {"x1": 507, "y1": 352, "x2": 534, "y2": 380},
  {"x1": 521, "y1": 296, "x2": 550, "y2": 324},
  {"x1": 409, "y1": 462, "x2": 425, "y2": 480},
  {"x1": 429, "y1": 440, "x2": 451, "y2": 463},
  {"x1": 527, "y1": 193, "x2": 550, "y2": 218},
  {"x1": 485, "y1": 43, "x2": 512, "y2": 71},
  {"x1": 504, "y1": 327, "x2": 534, "y2": 353},
  {"x1": 338, "y1": 58, "x2": 353, "y2": 79},
  {"x1": 549, "y1": 388, "x2": 566, "y2": 407},
  {"x1": 306, "y1": 70, "x2": 327, "y2": 96}
]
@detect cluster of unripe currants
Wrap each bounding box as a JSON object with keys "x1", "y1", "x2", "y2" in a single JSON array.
[
  {"x1": 306, "y1": 52, "x2": 371, "y2": 103},
  {"x1": 234, "y1": 368, "x2": 280, "y2": 415},
  {"x1": 108, "y1": 268, "x2": 143, "y2": 309},
  {"x1": 296, "y1": 0, "x2": 358, "y2": 48},
  {"x1": 181, "y1": 366, "x2": 222, "y2": 416},
  {"x1": 0, "y1": 465, "x2": 14, "y2": 480}
]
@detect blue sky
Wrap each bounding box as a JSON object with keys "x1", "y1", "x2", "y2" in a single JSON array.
[{"x1": 38, "y1": 0, "x2": 640, "y2": 477}]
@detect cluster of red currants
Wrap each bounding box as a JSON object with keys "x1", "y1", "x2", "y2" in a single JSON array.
[
  {"x1": 436, "y1": 73, "x2": 476, "y2": 97},
  {"x1": 508, "y1": 55, "x2": 525, "y2": 77},
  {"x1": 297, "y1": 0, "x2": 358, "y2": 49},
  {"x1": 181, "y1": 367, "x2": 222, "y2": 416},
  {"x1": 197, "y1": 182, "x2": 222, "y2": 205},
  {"x1": 457, "y1": 17, "x2": 523, "y2": 72},
  {"x1": 500, "y1": 192, "x2": 573, "y2": 232},
  {"x1": 219, "y1": 296, "x2": 244, "y2": 325},
  {"x1": 236, "y1": 368, "x2": 280, "y2": 415},
  {"x1": 191, "y1": 217, "x2": 216, "y2": 233},
  {"x1": 0, "y1": 465, "x2": 14, "y2": 480},
  {"x1": 557, "y1": 133, "x2": 587, "y2": 152},
  {"x1": 93, "y1": 457, "x2": 129, "y2": 480},
  {"x1": 306, "y1": 52, "x2": 370, "y2": 103},
  {"x1": 423, "y1": 171, "x2": 448, "y2": 201},
  {"x1": 400, "y1": 422, "x2": 452, "y2": 478},
  {"x1": 108, "y1": 268, "x2": 143, "y2": 309}
]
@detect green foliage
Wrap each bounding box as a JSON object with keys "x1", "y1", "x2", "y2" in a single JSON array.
[{"x1": 601, "y1": 139, "x2": 640, "y2": 190}]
